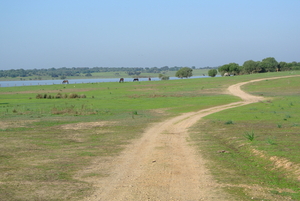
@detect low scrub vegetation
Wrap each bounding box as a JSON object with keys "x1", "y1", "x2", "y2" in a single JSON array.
[{"x1": 36, "y1": 92, "x2": 87, "y2": 99}]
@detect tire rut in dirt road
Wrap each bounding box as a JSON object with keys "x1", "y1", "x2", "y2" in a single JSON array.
[
  {"x1": 83, "y1": 106, "x2": 239, "y2": 201},
  {"x1": 82, "y1": 76, "x2": 296, "y2": 201}
]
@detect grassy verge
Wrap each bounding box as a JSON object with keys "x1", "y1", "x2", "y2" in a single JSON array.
[{"x1": 190, "y1": 75, "x2": 300, "y2": 200}]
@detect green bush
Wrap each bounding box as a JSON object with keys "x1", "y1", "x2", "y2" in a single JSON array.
[
  {"x1": 36, "y1": 94, "x2": 43, "y2": 99},
  {"x1": 208, "y1": 69, "x2": 218, "y2": 77},
  {"x1": 68, "y1": 93, "x2": 79, "y2": 98}
]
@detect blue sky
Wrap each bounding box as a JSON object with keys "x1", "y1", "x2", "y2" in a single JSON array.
[{"x1": 1, "y1": 0, "x2": 299, "y2": 70}]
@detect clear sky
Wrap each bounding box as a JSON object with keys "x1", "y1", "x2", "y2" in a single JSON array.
[{"x1": 1, "y1": 0, "x2": 299, "y2": 70}]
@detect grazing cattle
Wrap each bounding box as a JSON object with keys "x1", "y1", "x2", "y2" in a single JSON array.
[
  {"x1": 224, "y1": 72, "x2": 230, "y2": 76},
  {"x1": 119, "y1": 78, "x2": 124, "y2": 83},
  {"x1": 148, "y1": 77, "x2": 151, "y2": 81},
  {"x1": 62, "y1": 80, "x2": 69, "y2": 84},
  {"x1": 133, "y1": 78, "x2": 139, "y2": 82}
]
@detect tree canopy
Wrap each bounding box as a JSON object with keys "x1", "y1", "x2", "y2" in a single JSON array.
[
  {"x1": 217, "y1": 57, "x2": 300, "y2": 76},
  {"x1": 218, "y1": 63, "x2": 241, "y2": 76},
  {"x1": 259, "y1": 57, "x2": 278, "y2": 72},
  {"x1": 243, "y1": 60, "x2": 261, "y2": 74},
  {"x1": 208, "y1": 69, "x2": 218, "y2": 77},
  {"x1": 1, "y1": 57, "x2": 300, "y2": 79},
  {"x1": 175, "y1": 67, "x2": 193, "y2": 78}
]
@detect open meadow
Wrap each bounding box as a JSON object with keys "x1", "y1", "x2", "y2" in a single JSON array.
[{"x1": 0, "y1": 71, "x2": 300, "y2": 200}]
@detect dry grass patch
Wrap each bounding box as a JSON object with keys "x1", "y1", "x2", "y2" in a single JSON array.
[
  {"x1": 0, "y1": 120, "x2": 39, "y2": 129},
  {"x1": 60, "y1": 121, "x2": 116, "y2": 130}
]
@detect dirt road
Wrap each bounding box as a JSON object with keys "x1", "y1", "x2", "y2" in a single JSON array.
[{"x1": 82, "y1": 78, "x2": 277, "y2": 201}]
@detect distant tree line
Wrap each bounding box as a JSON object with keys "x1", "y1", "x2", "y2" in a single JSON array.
[
  {"x1": 2, "y1": 57, "x2": 299, "y2": 79},
  {"x1": 217, "y1": 57, "x2": 300, "y2": 76},
  {"x1": 0, "y1": 66, "x2": 191, "y2": 79}
]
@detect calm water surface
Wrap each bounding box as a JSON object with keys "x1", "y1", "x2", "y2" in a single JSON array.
[{"x1": 0, "y1": 76, "x2": 211, "y2": 87}]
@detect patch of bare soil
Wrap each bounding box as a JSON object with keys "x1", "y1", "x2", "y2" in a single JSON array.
[
  {"x1": 60, "y1": 121, "x2": 115, "y2": 130},
  {"x1": 252, "y1": 149, "x2": 300, "y2": 181},
  {"x1": 80, "y1": 76, "x2": 298, "y2": 201}
]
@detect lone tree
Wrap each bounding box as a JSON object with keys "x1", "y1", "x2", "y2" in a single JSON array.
[
  {"x1": 208, "y1": 69, "x2": 218, "y2": 77},
  {"x1": 175, "y1": 67, "x2": 193, "y2": 78}
]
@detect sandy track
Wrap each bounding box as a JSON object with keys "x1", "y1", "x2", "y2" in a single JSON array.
[{"x1": 82, "y1": 76, "x2": 293, "y2": 201}]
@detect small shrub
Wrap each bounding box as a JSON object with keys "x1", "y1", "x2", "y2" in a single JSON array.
[
  {"x1": 68, "y1": 93, "x2": 78, "y2": 98},
  {"x1": 277, "y1": 124, "x2": 282, "y2": 128},
  {"x1": 244, "y1": 131, "x2": 255, "y2": 141},
  {"x1": 36, "y1": 94, "x2": 43, "y2": 99},
  {"x1": 55, "y1": 93, "x2": 62, "y2": 99},
  {"x1": 80, "y1": 94, "x2": 87, "y2": 98},
  {"x1": 225, "y1": 120, "x2": 233, "y2": 125},
  {"x1": 132, "y1": 111, "x2": 138, "y2": 119},
  {"x1": 266, "y1": 137, "x2": 277, "y2": 145},
  {"x1": 161, "y1": 76, "x2": 170, "y2": 80}
]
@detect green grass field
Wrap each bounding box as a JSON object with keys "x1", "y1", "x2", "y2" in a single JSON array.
[
  {"x1": 0, "y1": 71, "x2": 300, "y2": 200},
  {"x1": 190, "y1": 74, "x2": 300, "y2": 200}
]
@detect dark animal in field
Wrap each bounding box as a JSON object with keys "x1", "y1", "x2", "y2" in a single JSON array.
[
  {"x1": 133, "y1": 78, "x2": 139, "y2": 82},
  {"x1": 119, "y1": 78, "x2": 124, "y2": 83},
  {"x1": 62, "y1": 80, "x2": 69, "y2": 84},
  {"x1": 148, "y1": 77, "x2": 151, "y2": 81}
]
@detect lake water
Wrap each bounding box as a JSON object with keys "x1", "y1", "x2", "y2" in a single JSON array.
[{"x1": 0, "y1": 76, "x2": 211, "y2": 87}]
